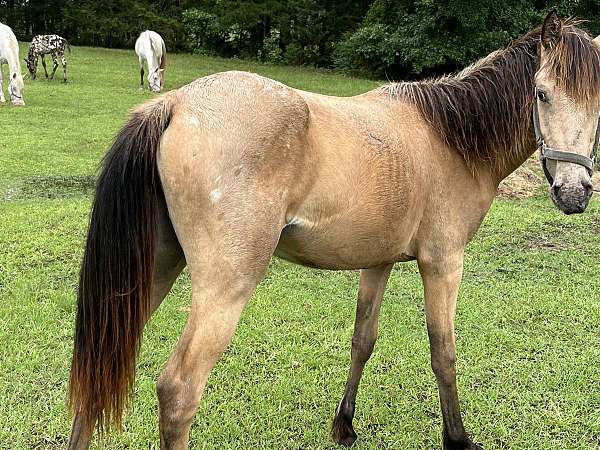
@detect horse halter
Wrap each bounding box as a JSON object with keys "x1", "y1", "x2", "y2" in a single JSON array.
[
  {"x1": 8, "y1": 80, "x2": 22, "y2": 102},
  {"x1": 533, "y1": 88, "x2": 600, "y2": 185}
]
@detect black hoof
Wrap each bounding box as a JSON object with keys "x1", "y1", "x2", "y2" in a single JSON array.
[
  {"x1": 331, "y1": 414, "x2": 358, "y2": 447},
  {"x1": 443, "y1": 437, "x2": 483, "y2": 450}
]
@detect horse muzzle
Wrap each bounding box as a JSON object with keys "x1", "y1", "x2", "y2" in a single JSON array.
[{"x1": 550, "y1": 179, "x2": 593, "y2": 214}]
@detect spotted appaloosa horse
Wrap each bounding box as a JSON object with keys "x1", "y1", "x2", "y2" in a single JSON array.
[
  {"x1": 67, "y1": 13, "x2": 600, "y2": 450},
  {"x1": 25, "y1": 34, "x2": 70, "y2": 82}
]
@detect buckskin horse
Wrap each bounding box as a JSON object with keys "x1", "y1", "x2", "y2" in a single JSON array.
[{"x1": 67, "y1": 12, "x2": 600, "y2": 450}]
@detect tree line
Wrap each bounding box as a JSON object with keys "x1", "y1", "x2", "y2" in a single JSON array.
[{"x1": 1, "y1": 0, "x2": 598, "y2": 79}]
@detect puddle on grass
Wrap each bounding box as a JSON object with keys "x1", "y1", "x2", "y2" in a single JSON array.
[{"x1": 4, "y1": 175, "x2": 96, "y2": 200}]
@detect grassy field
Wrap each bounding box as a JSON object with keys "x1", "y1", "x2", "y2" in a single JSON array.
[{"x1": 0, "y1": 45, "x2": 599, "y2": 450}]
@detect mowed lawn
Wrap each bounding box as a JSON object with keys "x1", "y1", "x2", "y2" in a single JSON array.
[{"x1": 0, "y1": 45, "x2": 599, "y2": 450}]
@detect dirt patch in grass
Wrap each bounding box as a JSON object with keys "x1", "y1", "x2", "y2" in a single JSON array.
[
  {"x1": 523, "y1": 235, "x2": 570, "y2": 251},
  {"x1": 590, "y1": 216, "x2": 600, "y2": 233},
  {"x1": 497, "y1": 156, "x2": 543, "y2": 199},
  {"x1": 4, "y1": 175, "x2": 96, "y2": 200}
]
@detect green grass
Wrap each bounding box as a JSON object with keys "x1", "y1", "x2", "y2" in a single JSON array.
[{"x1": 0, "y1": 46, "x2": 599, "y2": 450}]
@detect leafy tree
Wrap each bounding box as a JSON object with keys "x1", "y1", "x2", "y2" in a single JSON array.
[
  {"x1": 1, "y1": 0, "x2": 598, "y2": 76},
  {"x1": 334, "y1": 0, "x2": 599, "y2": 79}
]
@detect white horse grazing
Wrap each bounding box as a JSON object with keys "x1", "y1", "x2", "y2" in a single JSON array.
[
  {"x1": 135, "y1": 30, "x2": 166, "y2": 93},
  {"x1": 0, "y1": 22, "x2": 24, "y2": 106}
]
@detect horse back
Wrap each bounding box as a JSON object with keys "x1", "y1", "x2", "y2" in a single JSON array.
[{"x1": 0, "y1": 23, "x2": 20, "y2": 67}]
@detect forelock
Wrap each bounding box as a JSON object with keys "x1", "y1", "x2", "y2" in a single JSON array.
[{"x1": 542, "y1": 23, "x2": 600, "y2": 103}]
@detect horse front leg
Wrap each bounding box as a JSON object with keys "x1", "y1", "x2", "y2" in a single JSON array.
[
  {"x1": 0, "y1": 69, "x2": 5, "y2": 103},
  {"x1": 331, "y1": 263, "x2": 393, "y2": 446},
  {"x1": 419, "y1": 254, "x2": 482, "y2": 450},
  {"x1": 41, "y1": 54, "x2": 48, "y2": 78}
]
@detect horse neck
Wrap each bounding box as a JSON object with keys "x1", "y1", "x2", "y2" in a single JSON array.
[
  {"x1": 382, "y1": 33, "x2": 541, "y2": 187},
  {"x1": 488, "y1": 130, "x2": 538, "y2": 184},
  {"x1": 147, "y1": 34, "x2": 160, "y2": 70},
  {"x1": 5, "y1": 45, "x2": 21, "y2": 77},
  {"x1": 27, "y1": 46, "x2": 36, "y2": 62}
]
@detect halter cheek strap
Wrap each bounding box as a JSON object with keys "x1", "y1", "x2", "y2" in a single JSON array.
[{"x1": 533, "y1": 90, "x2": 600, "y2": 185}]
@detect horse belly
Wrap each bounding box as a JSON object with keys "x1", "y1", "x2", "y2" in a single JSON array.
[{"x1": 274, "y1": 218, "x2": 416, "y2": 270}]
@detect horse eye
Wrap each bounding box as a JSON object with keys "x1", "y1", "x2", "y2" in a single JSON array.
[{"x1": 537, "y1": 89, "x2": 548, "y2": 103}]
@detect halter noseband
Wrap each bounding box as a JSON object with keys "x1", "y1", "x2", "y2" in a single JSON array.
[
  {"x1": 8, "y1": 82, "x2": 22, "y2": 102},
  {"x1": 533, "y1": 88, "x2": 600, "y2": 185}
]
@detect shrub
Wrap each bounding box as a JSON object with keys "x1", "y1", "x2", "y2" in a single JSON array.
[{"x1": 182, "y1": 8, "x2": 225, "y2": 55}]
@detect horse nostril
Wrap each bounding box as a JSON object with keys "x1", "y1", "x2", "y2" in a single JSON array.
[
  {"x1": 552, "y1": 182, "x2": 563, "y2": 196},
  {"x1": 582, "y1": 179, "x2": 593, "y2": 195}
]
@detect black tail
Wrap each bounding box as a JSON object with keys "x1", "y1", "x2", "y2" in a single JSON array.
[{"x1": 69, "y1": 95, "x2": 173, "y2": 433}]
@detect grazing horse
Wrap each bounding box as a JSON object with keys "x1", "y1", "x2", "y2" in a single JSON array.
[
  {"x1": 135, "y1": 30, "x2": 166, "y2": 93},
  {"x1": 67, "y1": 13, "x2": 600, "y2": 450},
  {"x1": 0, "y1": 22, "x2": 24, "y2": 105},
  {"x1": 25, "y1": 34, "x2": 70, "y2": 82}
]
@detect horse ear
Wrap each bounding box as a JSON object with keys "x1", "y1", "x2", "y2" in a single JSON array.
[
  {"x1": 159, "y1": 68, "x2": 165, "y2": 73},
  {"x1": 541, "y1": 10, "x2": 562, "y2": 50}
]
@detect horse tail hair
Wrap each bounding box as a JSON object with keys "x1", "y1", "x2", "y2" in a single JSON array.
[
  {"x1": 65, "y1": 39, "x2": 72, "y2": 53},
  {"x1": 68, "y1": 94, "x2": 174, "y2": 434}
]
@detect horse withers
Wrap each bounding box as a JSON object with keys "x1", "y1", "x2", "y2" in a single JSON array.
[
  {"x1": 67, "y1": 12, "x2": 600, "y2": 450},
  {"x1": 0, "y1": 22, "x2": 24, "y2": 105},
  {"x1": 135, "y1": 30, "x2": 166, "y2": 93},
  {"x1": 25, "y1": 34, "x2": 70, "y2": 82}
]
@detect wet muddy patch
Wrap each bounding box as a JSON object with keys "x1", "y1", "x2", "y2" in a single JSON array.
[{"x1": 4, "y1": 175, "x2": 96, "y2": 200}]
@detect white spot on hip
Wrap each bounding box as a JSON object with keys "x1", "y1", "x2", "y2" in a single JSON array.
[
  {"x1": 209, "y1": 189, "x2": 222, "y2": 203},
  {"x1": 187, "y1": 115, "x2": 200, "y2": 127}
]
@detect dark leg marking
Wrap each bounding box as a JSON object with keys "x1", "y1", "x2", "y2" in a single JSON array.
[
  {"x1": 331, "y1": 264, "x2": 393, "y2": 447},
  {"x1": 419, "y1": 259, "x2": 483, "y2": 450}
]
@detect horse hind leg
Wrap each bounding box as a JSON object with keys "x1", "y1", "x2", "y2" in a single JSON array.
[
  {"x1": 157, "y1": 264, "x2": 262, "y2": 450},
  {"x1": 50, "y1": 52, "x2": 59, "y2": 80},
  {"x1": 156, "y1": 178, "x2": 285, "y2": 448},
  {"x1": 67, "y1": 196, "x2": 186, "y2": 450},
  {"x1": 61, "y1": 53, "x2": 68, "y2": 82},
  {"x1": 331, "y1": 264, "x2": 393, "y2": 446}
]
